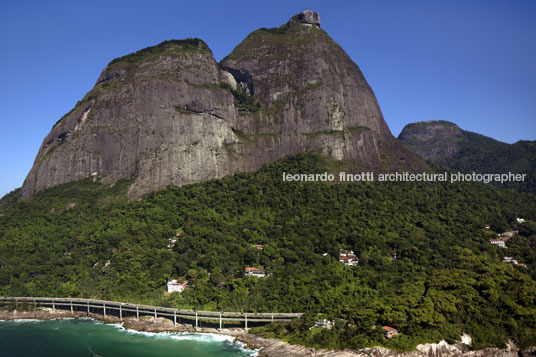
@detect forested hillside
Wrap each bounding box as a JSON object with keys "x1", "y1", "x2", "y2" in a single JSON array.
[{"x1": 1, "y1": 154, "x2": 536, "y2": 350}]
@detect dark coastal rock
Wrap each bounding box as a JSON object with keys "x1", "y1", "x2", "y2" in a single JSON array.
[{"x1": 20, "y1": 13, "x2": 429, "y2": 200}]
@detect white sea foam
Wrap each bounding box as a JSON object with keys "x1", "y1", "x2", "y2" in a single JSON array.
[
  {"x1": 119, "y1": 329, "x2": 255, "y2": 353},
  {"x1": 105, "y1": 322, "x2": 125, "y2": 330},
  {"x1": 121, "y1": 329, "x2": 234, "y2": 343},
  {"x1": 74, "y1": 317, "x2": 124, "y2": 329},
  {"x1": 170, "y1": 332, "x2": 235, "y2": 343},
  {"x1": 170, "y1": 332, "x2": 259, "y2": 355}
]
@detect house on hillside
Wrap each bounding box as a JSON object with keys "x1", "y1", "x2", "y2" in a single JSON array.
[
  {"x1": 245, "y1": 267, "x2": 266, "y2": 277},
  {"x1": 499, "y1": 231, "x2": 518, "y2": 238},
  {"x1": 167, "y1": 238, "x2": 177, "y2": 249},
  {"x1": 490, "y1": 239, "x2": 506, "y2": 248},
  {"x1": 167, "y1": 279, "x2": 187, "y2": 293},
  {"x1": 312, "y1": 319, "x2": 333, "y2": 329},
  {"x1": 517, "y1": 218, "x2": 525, "y2": 224},
  {"x1": 503, "y1": 257, "x2": 518, "y2": 265},
  {"x1": 382, "y1": 326, "x2": 399, "y2": 338},
  {"x1": 339, "y1": 249, "x2": 358, "y2": 266}
]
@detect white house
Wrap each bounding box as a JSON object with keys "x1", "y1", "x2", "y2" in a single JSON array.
[
  {"x1": 167, "y1": 238, "x2": 177, "y2": 249},
  {"x1": 503, "y1": 257, "x2": 518, "y2": 265},
  {"x1": 499, "y1": 230, "x2": 518, "y2": 238},
  {"x1": 167, "y1": 279, "x2": 187, "y2": 293},
  {"x1": 516, "y1": 217, "x2": 525, "y2": 224},
  {"x1": 312, "y1": 319, "x2": 333, "y2": 329},
  {"x1": 490, "y1": 239, "x2": 506, "y2": 248}
]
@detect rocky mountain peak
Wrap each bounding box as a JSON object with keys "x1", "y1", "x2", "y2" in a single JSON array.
[
  {"x1": 398, "y1": 121, "x2": 464, "y2": 162},
  {"x1": 399, "y1": 120, "x2": 463, "y2": 142},
  {"x1": 287, "y1": 10, "x2": 320, "y2": 27}
]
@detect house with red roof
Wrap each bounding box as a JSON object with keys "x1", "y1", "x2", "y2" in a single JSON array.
[
  {"x1": 339, "y1": 249, "x2": 358, "y2": 266},
  {"x1": 245, "y1": 267, "x2": 266, "y2": 277},
  {"x1": 382, "y1": 326, "x2": 399, "y2": 338}
]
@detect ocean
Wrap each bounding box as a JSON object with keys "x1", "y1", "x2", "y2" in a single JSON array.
[{"x1": 0, "y1": 318, "x2": 256, "y2": 356}]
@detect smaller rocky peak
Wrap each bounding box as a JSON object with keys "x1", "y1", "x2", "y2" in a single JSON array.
[
  {"x1": 399, "y1": 120, "x2": 463, "y2": 142},
  {"x1": 398, "y1": 121, "x2": 464, "y2": 162},
  {"x1": 287, "y1": 10, "x2": 320, "y2": 27}
]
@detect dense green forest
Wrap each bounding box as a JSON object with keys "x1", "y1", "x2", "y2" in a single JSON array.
[
  {"x1": 441, "y1": 133, "x2": 536, "y2": 193},
  {"x1": 1, "y1": 154, "x2": 536, "y2": 351}
]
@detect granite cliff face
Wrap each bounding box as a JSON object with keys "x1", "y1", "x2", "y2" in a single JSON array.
[{"x1": 21, "y1": 11, "x2": 428, "y2": 200}]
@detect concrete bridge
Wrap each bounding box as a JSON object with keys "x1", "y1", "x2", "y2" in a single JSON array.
[{"x1": 0, "y1": 296, "x2": 302, "y2": 329}]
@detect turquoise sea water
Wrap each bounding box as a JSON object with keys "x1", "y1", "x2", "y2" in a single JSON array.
[{"x1": 0, "y1": 319, "x2": 256, "y2": 356}]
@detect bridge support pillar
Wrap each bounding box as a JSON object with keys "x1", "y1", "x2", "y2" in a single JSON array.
[
  {"x1": 136, "y1": 306, "x2": 139, "y2": 319},
  {"x1": 119, "y1": 304, "x2": 122, "y2": 320},
  {"x1": 154, "y1": 308, "x2": 157, "y2": 320},
  {"x1": 52, "y1": 300, "x2": 55, "y2": 312},
  {"x1": 173, "y1": 311, "x2": 176, "y2": 327},
  {"x1": 34, "y1": 299, "x2": 36, "y2": 311},
  {"x1": 103, "y1": 303, "x2": 106, "y2": 318},
  {"x1": 219, "y1": 314, "x2": 222, "y2": 330},
  {"x1": 70, "y1": 301, "x2": 73, "y2": 313},
  {"x1": 195, "y1": 312, "x2": 198, "y2": 329},
  {"x1": 245, "y1": 314, "x2": 248, "y2": 330},
  {"x1": 87, "y1": 301, "x2": 90, "y2": 315}
]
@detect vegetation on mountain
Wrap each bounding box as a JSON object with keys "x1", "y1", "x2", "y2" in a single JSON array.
[
  {"x1": 441, "y1": 133, "x2": 536, "y2": 192},
  {"x1": 107, "y1": 39, "x2": 210, "y2": 68},
  {"x1": 1, "y1": 154, "x2": 536, "y2": 351}
]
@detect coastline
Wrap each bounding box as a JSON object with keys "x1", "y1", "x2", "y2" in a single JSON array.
[{"x1": 0, "y1": 309, "x2": 533, "y2": 357}]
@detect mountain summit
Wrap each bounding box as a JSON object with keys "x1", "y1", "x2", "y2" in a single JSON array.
[{"x1": 20, "y1": 11, "x2": 428, "y2": 200}]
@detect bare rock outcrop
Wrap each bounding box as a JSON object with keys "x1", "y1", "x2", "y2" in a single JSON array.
[{"x1": 287, "y1": 10, "x2": 321, "y2": 27}]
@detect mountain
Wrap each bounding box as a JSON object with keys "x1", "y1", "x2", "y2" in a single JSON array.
[
  {"x1": 20, "y1": 11, "x2": 428, "y2": 200},
  {"x1": 398, "y1": 120, "x2": 536, "y2": 191}
]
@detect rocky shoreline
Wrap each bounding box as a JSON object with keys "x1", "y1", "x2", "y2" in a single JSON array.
[{"x1": 1, "y1": 309, "x2": 534, "y2": 356}]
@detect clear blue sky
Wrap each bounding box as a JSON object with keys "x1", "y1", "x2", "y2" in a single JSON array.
[{"x1": 1, "y1": 0, "x2": 535, "y2": 196}]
